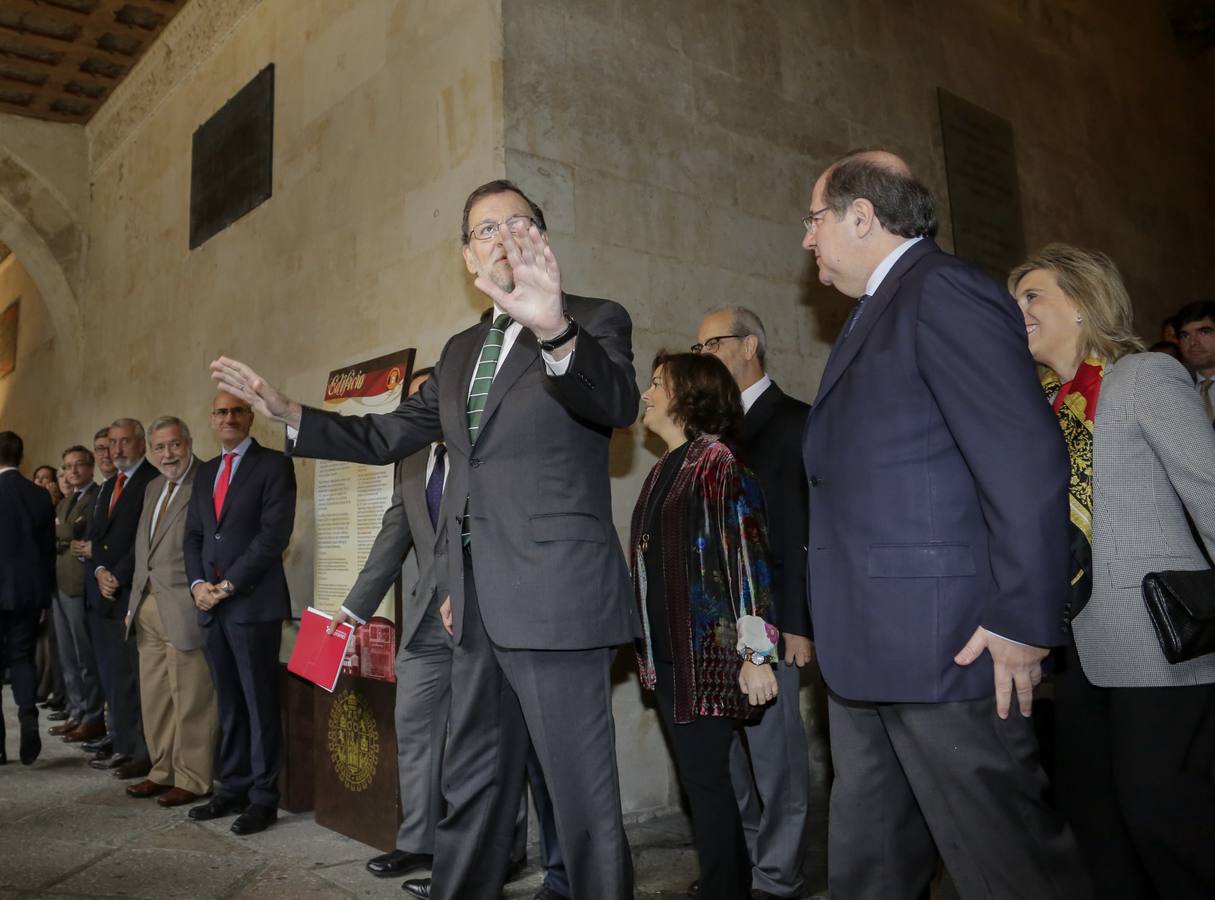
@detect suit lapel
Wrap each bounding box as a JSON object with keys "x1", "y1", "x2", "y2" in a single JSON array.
[
  {"x1": 813, "y1": 239, "x2": 938, "y2": 411},
  {"x1": 399, "y1": 449, "x2": 436, "y2": 542},
  {"x1": 442, "y1": 324, "x2": 490, "y2": 455},
  {"x1": 217, "y1": 442, "x2": 261, "y2": 527},
  {"x1": 149, "y1": 462, "x2": 197, "y2": 555},
  {"x1": 741, "y1": 382, "x2": 782, "y2": 443},
  {"x1": 475, "y1": 329, "x2": 540, "y2": 444}
]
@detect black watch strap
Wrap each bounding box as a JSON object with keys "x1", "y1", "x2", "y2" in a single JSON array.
[{"x1": 539, "y1": 316, "x2": 579, "y2": 352}]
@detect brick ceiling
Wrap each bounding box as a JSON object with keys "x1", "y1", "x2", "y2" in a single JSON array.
[{"x1": 0, "y1": 0, "x2": 188, "y2": 124}]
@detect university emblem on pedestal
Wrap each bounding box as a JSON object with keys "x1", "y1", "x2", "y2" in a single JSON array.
[{"x1": 327, "y1": 689, "x2": 379, "y2": 791}]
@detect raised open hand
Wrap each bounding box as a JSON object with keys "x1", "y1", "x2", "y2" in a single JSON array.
[
  {"x1": 210, "y1": 356, "x2": 302, "y2": 428},
  {"x1": 473, "y1": 223, "x2": 565, "y2": 338}
]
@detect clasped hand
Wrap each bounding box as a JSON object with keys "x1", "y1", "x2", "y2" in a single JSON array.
[
  {"x1": 739, "y1": 660, "x2": 778, "y2": 706},
  {"x1": 96, "y1": 567, "x2": 120, "y2": 599},
  {"x1": 192, "y1": 582, "x2": 226, "y2": 611}
]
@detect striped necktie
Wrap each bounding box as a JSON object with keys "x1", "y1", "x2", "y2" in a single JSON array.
[
  {"x1": 463, "y1": 314, "x2": 511, "y2": 546},
  {"x1": 467, "y1": 314, "x2": 512, "y2": 443}
]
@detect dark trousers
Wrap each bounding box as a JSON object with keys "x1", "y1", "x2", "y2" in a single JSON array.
[
  {"x1": 430, "y1": 561, "x2": 631, "y2": 900},
  {"x1": 86, "y1": 609, "x2": 146, "y2": 759},
  {"x1": 0, "y1": 609, "x2": 41, "y2": 718},
  {"x1": 827, "y1": 691, "x2": 1091, "y2": 900},
  {"x1": 1055, "y1": 646, "x2": 1215, "y2": 900},
  {"x1": 527, "y1": 747, "x2": 568, "y2": 897},
  {"x1": 202, "y1": 614, "x2": 282, "y2": 807},
  {"x1": 654, "y1": 661, "x2": 750, "y2": 900}
]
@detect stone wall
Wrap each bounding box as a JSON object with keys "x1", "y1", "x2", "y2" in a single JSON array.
[
  {"x1": 501, "y1": 0, "x2": 1215, "y2": 812},
  {"x1": 0, "y1": 253, "x2": 61, "y2": 472}
]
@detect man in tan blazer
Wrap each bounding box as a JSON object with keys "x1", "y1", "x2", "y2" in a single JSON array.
[{"x1": 123, "y1": 415, "x2": 218, "y2": 807}]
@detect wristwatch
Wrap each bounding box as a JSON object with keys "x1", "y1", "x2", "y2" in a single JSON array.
[
  {"x1": 744, "y1": 650, "x2": 770, "y2": 666},
  {"x1": 219, "y1": 579, "x2": 235, "y2": 598},
  {"x1": 538, "y1": 313, "x2": 579, "y2": 352}
]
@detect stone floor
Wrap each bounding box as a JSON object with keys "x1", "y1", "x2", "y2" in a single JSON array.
[{"x1": 0, "y1": 703, "x2": 835, "y2": 899}]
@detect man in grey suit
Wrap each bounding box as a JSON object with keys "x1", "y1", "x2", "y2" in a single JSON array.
[
  {"x1": 213, "y1": 179, "x2": 638, "y2": 900},
  {"x1": 334, "y1": 367, "x2": 569, "y2": 899},
  {"x1": 123, "y1": 416, "x2": 218, "y2": 807}
]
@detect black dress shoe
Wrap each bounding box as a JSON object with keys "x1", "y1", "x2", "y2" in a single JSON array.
[
  {"x1": 687, "y1": 880, "x2": 700, "y2": 897},
  {"x1": 81, "y1": 736, "x2": 113, "y2": 754},
  {"x1": 47, "y1": 709, "x2": 70, "y2": 722},
  {"x1": 19, "y1": 712, "x2": 41, "y2": 765},
  {"x1": 402, "y1": 879, "x2": 431, "y2": 899},
  {"x1": 230, "y1": 803, "x2": 277, "y2": 835},
  {"x1": 89, "y1": 753, "x2": 132, "y2": 771},
  {"x1": 188, "y1": 794, "x2": 249, "y2": 821},
  {"x1": 506, "y1": 858, "x2": 527, "y2": 883},
  {"x1": 367, "y1": 850, "x2": 432, "y2": 877},
  {"x1": 534, "y1": 886, "x2": 571, "y2": 900}
]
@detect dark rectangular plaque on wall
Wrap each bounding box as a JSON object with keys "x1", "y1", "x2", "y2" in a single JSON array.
[
  {"x1": 189, "y1": 64, "x2": 274, "y2": 249},
  {"x1": 937, "y1": 88, "x2": 1025, "y2": 280}
]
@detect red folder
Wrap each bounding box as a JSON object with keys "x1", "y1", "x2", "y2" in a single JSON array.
[{"x1": 288, "y1": 607, "x2": 355, "y2": 692}]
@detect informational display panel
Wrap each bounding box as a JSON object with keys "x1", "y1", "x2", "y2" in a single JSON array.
[
  {"x1": 312, "y1": 348, "x2": 414, "y2": 625},
  {"x1": 938, "y1": 88, "x2": 1026, "y2": 280}
]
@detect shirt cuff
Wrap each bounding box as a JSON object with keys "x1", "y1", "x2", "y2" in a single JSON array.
[
  {"x1": 286, "y1": 425, "x2": 299, "y2": 442},
  {"x1": 542, "y1": 347, "x2": 574, "y2": 375},
  {"x1": 340, "y1": 605, "x2": 366, "y2": 625},
  {"x1": 190, "y1": 579, "x2": 205, "y2": 591},
  {"x1": 94, "y1": 566, "x2": 105, "y2": 576},
  {"x1": 985, "y1": 629, "x2": 1030, "y2": 647}
]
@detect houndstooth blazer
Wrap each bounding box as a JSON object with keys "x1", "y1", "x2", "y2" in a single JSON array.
[{"x1": 1073, "y1": 352, "x2": 1215, "y2": 687}]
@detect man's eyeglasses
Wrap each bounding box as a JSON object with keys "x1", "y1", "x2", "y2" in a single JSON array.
[
  {"x1": 801, "y1": 206, "x2": 831, "y2": 234},
  {"x1": 469, "y1": 215, "x2": 539, "y2": 242},
  {"x1": 211, "y1": 407, "x2": 250, "y2": 418},
  {"x1": 691, "y1": 335, "x2": 744, "y2": 354}
]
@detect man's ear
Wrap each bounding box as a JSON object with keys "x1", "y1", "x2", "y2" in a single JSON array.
[
  {"x1": 852, "y1": 198, "x2": 877, "y2": 238},
  {"x1": 461, "y1": 243, "x2": 477, "y2": 275},
  {"x1": 743, "y1": 334, "x2": 760, "y2": 361}
]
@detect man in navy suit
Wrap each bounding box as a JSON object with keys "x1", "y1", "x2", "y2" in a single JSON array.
[
  {"x1": 88, "y1": 418, "x2": 159, "y2": 777},
  {"x1": 801, "y1": 150, "x2": 1090, "y2": 900},
  {"x1": 184, "y1": 392, "x2": 296, "y2": 835},
  {"x1": 0, "y1": 431, "x2": 56, "y2": 765}
]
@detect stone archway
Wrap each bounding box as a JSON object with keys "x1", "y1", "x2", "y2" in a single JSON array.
[{"x1": 0, "y1": 146, "x2": 85, "y2": 357}]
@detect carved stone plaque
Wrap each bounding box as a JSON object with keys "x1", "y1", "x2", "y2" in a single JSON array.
[{"x1": 937, "y1": 89, "x2": 1026, "y2": 281}]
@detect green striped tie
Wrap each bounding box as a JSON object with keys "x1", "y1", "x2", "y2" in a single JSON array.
[{"x1": 463, "y1": 313, "x2": 511, "y2": 545}]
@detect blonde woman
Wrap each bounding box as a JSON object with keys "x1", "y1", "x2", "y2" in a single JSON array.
[{"x1": 1010, "y1": 244, "x2": 1215, "y2": 900}]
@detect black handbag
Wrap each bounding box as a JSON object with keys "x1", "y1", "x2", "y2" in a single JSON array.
[{"x1": 1142, "y1": 569, "x2": 1215, "y2": 664}]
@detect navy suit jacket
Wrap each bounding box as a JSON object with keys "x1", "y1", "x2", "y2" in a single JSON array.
[
  {"x1": 183, "y1": 439, "x2": 296, "y2": 625},
  {"x1": 803, "y1": 239, "x2": 1071, "y2": 703},
  {"x1": 738, "y1": 382, "x2": 813, "y2": 641},
  {"x1": 87, "y1": 459, "x2": 159, "y2": 619},
  {"x1": 0, "y1": 471, "x2": 56, "y2": 613}
]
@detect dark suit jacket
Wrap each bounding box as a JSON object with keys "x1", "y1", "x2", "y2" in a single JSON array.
[
  {"x1": 738, "y1": 381, "x2": 812, "y2": 641},
  {"x1": 183, "y1": 439, "x2": 296, "y2": 625},
  {"x1": 293, "y1": 293, "x2": 640, "y2": 651},
  {"x1": 54, "y1": 482, "x2": 99, "y2": 598},
  {"x1": 87, "y1": 459, "x2": 159, "y2": 619},
  {"x1": 343, "y1": 447, "x2": 449, "y2": 646},
  {"x1": 0, "y1": 470, "x2": 56, "y2": 612},
  {"x1": 803, "y1": 239, "x2": 1071, "y2": 703}
]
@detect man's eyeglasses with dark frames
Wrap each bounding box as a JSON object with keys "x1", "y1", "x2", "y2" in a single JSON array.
[{"x1": 691, "y1": 335, "x2": 745, "y2": 354}]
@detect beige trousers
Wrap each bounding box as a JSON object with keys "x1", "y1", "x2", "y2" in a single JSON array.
[{"x1": 136, "y1": 593, "x2": 219, "y2": 794}]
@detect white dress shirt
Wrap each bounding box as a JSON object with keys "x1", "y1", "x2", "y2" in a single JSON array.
[
  {"x1": 866, "y1": 236, "x2": 923, "y2": 297},
  {"x1": 148, "y1": 457, "x2": 194, "y2": 538},
  {"x1": 740, "y1": 374, "x2": 773, "y2": 415}
]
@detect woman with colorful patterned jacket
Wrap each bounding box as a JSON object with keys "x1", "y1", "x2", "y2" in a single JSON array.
[{"x1": 631, "y1": 351, "x2": 779, "y2": 900}]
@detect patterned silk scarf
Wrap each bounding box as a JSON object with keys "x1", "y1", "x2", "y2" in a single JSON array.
[{"x1": 1042, "y1": 357, "x2": 1105, "y2": 620}]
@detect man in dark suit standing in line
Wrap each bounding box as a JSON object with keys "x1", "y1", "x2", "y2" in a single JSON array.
[
  {"x1": 0, "y1": 431, "x2": 56, "y2": 765},
  {"x1": 88, "y1": 418, "x2": 158, "y2": 778},
  {"x1": 49, "y1": 445, "x2": 106, "y2": 745},
  {"x1": 800, "y1": 149, "x2": 1090, "y2": 899},
  {"x1": 184, "y1": 392, "x2": 296, "y2": 836},
  {"x1": 694, "y1": 307, "x2": 812, "y2": 900},
  {"x1": 212, "y1": 179, "x2": 638, "y2": 900}
]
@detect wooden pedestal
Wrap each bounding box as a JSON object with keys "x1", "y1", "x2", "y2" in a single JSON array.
[{"x1": 312, "y1": 673, "x2": 402, "y2": 851}]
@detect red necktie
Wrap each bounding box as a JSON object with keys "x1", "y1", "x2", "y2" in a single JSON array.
[
  {"x1": 213, "y1": 452, "x2": 235, "y2": 519},
  {"x1": 108, "y1": 472, "x2": 127, "y2": 514}
]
